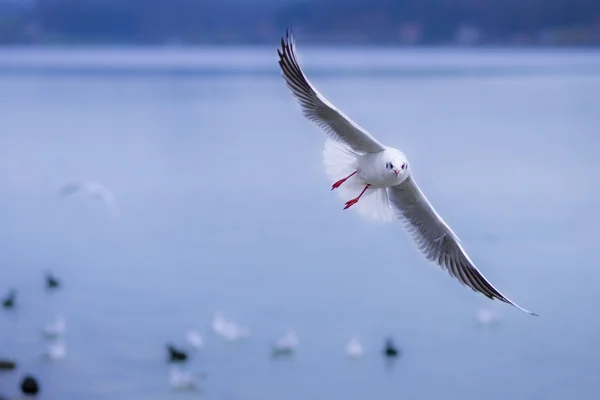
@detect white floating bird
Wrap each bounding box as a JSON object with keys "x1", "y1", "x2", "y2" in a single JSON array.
[
  {"x1": 211, "y1": 312, "x2": 227, "y2": 333},
  {"x1": 43, "y1": 340, "x2": 66, "y2": 360},
  {"x1": 476, "y1": 308, "x2": 502, "y2": 326},
  {"x1": 169, "y1": 367, "x2": 203, "y2": 391},
  {"x1": 185, "y1": 330, "x2": 203, "y2": 350},
  {"x1": 42, "y1": 315, "x2": 67, "y2": 339},
  {"x1": 277, "y1": 29, "x2": 537, "y2": 316},
  {"x1": 346, "y1": 337, "x2": 364, "y2": 358},
  {"x1": 272, "y1": 330, "x2": 299, "y2": 356},
  {"x1": 211, "y1": 312, "x2": 249, "y2": 341},
  {"x1": 58, "y1": 180, "x2": 117, "y2": 213}
]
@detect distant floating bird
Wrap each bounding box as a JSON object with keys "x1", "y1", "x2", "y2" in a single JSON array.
[
  {"x1": 185, "y1": 331, "x2": 203, "y2": 350},
  {"x1": 169, "y1": 367, "x2": 204, "y2": 391},
  {"x1": 272, "y1": 331, "x2": 299, "y2": 357},
  {"x1": 20, "y1": 375, "x2": 40, "y2": 396},
  {"x1": 476, "y1": 308, "x2": 502, "y2": 326},
  {"x1": 58, "y1": 180, "x2": 117, "y2": 214},
  {"x1": 167, "y1": 344, "x2": 188, "y2": 362},
  {"x1": 43, "y1": 340, "x2": 66, "y2": 360},
  {"x1": 383, "y1": 338, "x2": 400, "y2": 358},
  {"x1": 346, "y1": 336, "x2": 364, "y2": 358},
  {"x1": 2, "y1": 289, "x2": 16, "y2": 309},
  {"x1": 211, "y1": 313, "x2": 227, "y2": 334},
  {"x1": 42, "y1": 315, "x2": 67, "y2": 339},
  {"x1": 211, "y1": 312, "x2": 249, "y2": 341},
  {"x1": 45, "y1": 271, "x2": 60, "y2": 289},
  {"x1": 277, "y1": 29, "x2": 536, "y2": 316},
  {"x1": 0, "y1": 359, "x2": 16, "y2": 370}
]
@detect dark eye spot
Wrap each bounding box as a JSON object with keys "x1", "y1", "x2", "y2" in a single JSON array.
[
  {"x1": 401, "y1": 163, "x2": 406, "y2": 170},
  {"x1": 389, "y1": 163, "x2": 394, "y2": 169}
]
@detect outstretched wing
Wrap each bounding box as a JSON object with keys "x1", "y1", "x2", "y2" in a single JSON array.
[
  {"x1": 277, "y1": 29, "x2": 386, "y2": 154},
  {"x1": 58, "y1": 181, "x2": 118, "y2": 215},
  {"x1": 387, "y1": 176, "x2": 537, "y2": 316}
]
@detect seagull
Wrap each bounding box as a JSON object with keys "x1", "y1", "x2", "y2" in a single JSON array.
[
  {"x1": 43, "y1": 340, "x2": 66, "y2": 360},
  {"x1": 272, "y1": 330, "x2": 299, "y2": 356},
  {"x1": 185, "y1": 330, "x2": 203, "y2": 350},
  {"x1": 277, "y1": 29, "x2": 537, "y2": 316},
  {"x1": 169, "y1": 366, "x2": 204, "y2": 391},
  {"x1": 476, "y1": 307, "x2": 502, "y2": 326},
  {"x1": 0, "y1": 359, "x2": 16, "y2": 370},
  {"x1": 2, "y1": 289, "x2": 16, "y2": 309},
  {"x1": 45, "y1": 271, "x2": 60, "y2": 289},
  {"x1": 20, "y1": 375, "x2": 40, "y2": 396},
  {"x1": 211, "y1": 313, "x2": 227, "y2": 333},
  {"x1": 346, "y1": 336, "x2": 364, "y2": 358},
  {"x1": 42, "y1": 315, "x2": 67, "y2": 339},
  {"x1": 58, "y1": 180, "x2": 117, "y2": 213},
  {"x1": 383, "y1": 338, "x2": 400, "y2": 358},
  {"x1": 211, "y1": 312, "x2": 249, "y2": 341},
  {"x1": 166, "y1": 344, "x2": 188, "y2": 362}
]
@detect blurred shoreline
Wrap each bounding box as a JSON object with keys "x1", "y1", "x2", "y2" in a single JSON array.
[{"x1": 1, "y1": 0, "x2": 599, "y2": 47}]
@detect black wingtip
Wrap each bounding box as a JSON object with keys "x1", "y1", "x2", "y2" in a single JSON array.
[
  {"x1": 278, "y1": 27, "x2": 296, "y2": 64},
  {"x1": 281, "y1": 27, "x2": 294, "y2": 48}
]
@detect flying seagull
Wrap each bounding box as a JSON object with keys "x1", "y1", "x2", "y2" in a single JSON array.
[
  {"x1": 277, "y1": 29, "x2": 537, "y2": 316},
  {"x1": 58, "y1": 180, "x2": 117, "y2": 214}
]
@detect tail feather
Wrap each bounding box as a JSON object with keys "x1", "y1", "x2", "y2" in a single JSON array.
[
  {"x1": 323, "y1": 139, "x2": 358, "y2": 181},
  {"x1": 323, "y1": 139, "x2": 393, "y2": 223}
]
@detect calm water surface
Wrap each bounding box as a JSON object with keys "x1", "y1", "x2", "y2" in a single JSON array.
[{"x1": 0, "y1": 47, "x2": 599, "y2": 400}]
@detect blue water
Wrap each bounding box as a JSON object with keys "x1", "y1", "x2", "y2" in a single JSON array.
[{"x1": 0, "y1": 47, "x2": 599, "y2": 400}]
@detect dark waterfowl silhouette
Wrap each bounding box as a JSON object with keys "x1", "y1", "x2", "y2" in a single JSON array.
[
  {"x1": 45, "y1": 271, "x2": 60, "y2": 289},
  {"x1": 383, "y1": 338, "x2": 400, "y2": 358},
  {"x1": 0, "y1": 359, "x2": 16, "y2": 370},
  {"x1": 20, "y1": 375, "x2": 40, "y2": 396},
  {"x1": 2, "y1": 289, "x2": 16, "y2": 309},
  {"x1": 167, "y1": 344, "x2": 188, "y2": 362}
]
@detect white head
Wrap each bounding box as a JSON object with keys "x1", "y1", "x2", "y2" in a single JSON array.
[{"x1": 383, "y1": 150, "x2": 410, "y2": 184}]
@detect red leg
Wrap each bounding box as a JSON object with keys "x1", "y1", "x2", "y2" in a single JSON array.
[
  {"x1": 343, "y1": 185, "x2": 370, "y2": 210},
  {"x1": 331, "y1": 171, "x2": 357, "y2": 190}
]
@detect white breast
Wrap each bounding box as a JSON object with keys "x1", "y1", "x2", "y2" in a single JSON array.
[{"x1": 356, "y1": 149, "x2": 407, "y2": 188}]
